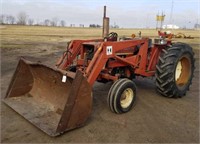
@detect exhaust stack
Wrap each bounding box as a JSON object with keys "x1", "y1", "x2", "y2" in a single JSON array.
[{"x1": 102, "y1": 6, "x2": 109, "y2": 38}]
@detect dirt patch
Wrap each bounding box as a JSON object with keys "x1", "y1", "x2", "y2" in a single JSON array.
[{"x1": 1, "y1": 41, "x2": 199, "y2": 143}]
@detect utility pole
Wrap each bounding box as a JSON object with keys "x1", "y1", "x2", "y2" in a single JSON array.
[{"x1": 170, "y1": 0, "x2": 174, "y2": 24}]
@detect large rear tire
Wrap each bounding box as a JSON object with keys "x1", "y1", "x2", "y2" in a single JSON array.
[
  {"x1": 107, "y1": 79, "x2": 136, "y2": 113},
  {"x1": 155, "y1": 43, "x2": 195, "y2": 98}
]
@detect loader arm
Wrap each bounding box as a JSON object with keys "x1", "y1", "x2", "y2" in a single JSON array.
[
  {"x1": 57, "y1": 39, "x2": 103, "y2": 70},
  {"x1": 85, "y1": 38, "x2": 152, "y2": 85}
]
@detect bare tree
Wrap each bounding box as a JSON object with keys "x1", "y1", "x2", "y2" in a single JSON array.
[
  {"x1": 0, "y1": 14, "x2": 6, "y2": 24},
  {"x1": 79, "y1": 24, "x2": 84, "y2": 27},
  {"x1": 60, "y1": 20, "x2": 65, "y2": 27},
  {"x1": 6, "y1": 15, "x2": 15, "y2": 24},
  {"x1": 70, "y1": 24, "x2": 75, "y2": 27},
  {"x1": 50, "y1": 17, "x2": 58, "y2": 26},
  {"x1": 10, "y1": 16, "x2": 15, "y2": 24},
  {"x1": 17, "y1": 12, "x2": 28, "y2": 25},
  {"x1": 5, "y1": 15, "x2": 9, "y2": 24},
  {"x1": 194, "y1": 23, "x2": 200, "y2": 29},
  {"x1": 44, "y1": 19, "x2": 50, "y2": 26},
  {"x1": 28, "y1": 19, "x2": 34, "y2": 25}
]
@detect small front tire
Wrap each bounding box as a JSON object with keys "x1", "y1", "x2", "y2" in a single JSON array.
[{"x1": 107, "y1": 79, "x2": 137, "y2": 113}]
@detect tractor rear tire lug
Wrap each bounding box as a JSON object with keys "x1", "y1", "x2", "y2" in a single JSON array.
[{"x1": 155, "y1": 43, "x2": 195, "y2": 98}]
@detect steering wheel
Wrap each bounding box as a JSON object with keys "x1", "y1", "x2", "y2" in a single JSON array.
[{"x1": 106, "y1": 32, "x2": 118, "y2": 41}]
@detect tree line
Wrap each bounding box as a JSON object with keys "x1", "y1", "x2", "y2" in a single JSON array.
[
  {"x1": 0, "y1": 12, "x2": 120, "y2": 28},
  {"x1": 0, "y1": 12, "x2": 67, "y2": 27},
  {"x1": 0, "y1": 12, "x2": 95, "y2": 27}
]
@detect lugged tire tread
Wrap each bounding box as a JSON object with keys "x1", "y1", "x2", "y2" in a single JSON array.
[{"x1": 155, "y1": 43, "x2": 195, "y2": 98}]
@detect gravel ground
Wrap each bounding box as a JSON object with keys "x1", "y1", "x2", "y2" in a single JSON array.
[{"x1": 1, "y1": 42, "x2": 199, "y2": 143}]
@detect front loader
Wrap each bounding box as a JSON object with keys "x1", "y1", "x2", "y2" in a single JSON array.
[{"x1": 4, "y1": 32, "x2": 195, "y2": 136}]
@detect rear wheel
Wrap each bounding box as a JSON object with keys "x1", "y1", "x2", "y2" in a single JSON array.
[
  {"x1": 107, "y1": 79, "x2": 136, "y2": 113},
  {"x1": 155, "y1": 43, "x2": 195, "y2": 98}
]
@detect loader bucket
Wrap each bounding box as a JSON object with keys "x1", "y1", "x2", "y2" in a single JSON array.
[{"x1": 4, "y1": 58, "x2": 92, "y2": 136}]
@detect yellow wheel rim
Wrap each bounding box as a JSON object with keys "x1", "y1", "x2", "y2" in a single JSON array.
[
  {"x1": 175, "y1": 61, "x2": 182, "y2": 81},
  {"x1": 175, "y1": 56, "x2": 191, "y2": 87},
  {"x1": 120, "y1": 88, "x2": 134, "y2": 108}
]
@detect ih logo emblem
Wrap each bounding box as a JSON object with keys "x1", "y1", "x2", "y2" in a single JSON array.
[{"x1": 106, "y1": 46, "x2": 112, "y2": 55}]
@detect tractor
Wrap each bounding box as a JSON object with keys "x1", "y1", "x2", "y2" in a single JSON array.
[{"x1": 4, "y1": 31, "x2": 195, "y2": 136}]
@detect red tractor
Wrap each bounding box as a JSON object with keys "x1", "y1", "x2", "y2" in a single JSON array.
[{"x1": 4, "y1": 32, "x2": 195, "y2": 136}]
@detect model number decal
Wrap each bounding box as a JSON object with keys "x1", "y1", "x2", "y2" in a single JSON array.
[{"x1": 106, "y1": 46, "x2": 112, "y2": 55}]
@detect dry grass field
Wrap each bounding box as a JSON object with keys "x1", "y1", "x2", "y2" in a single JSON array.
[
  {"x1": 1, "y1": 25, "x2": 199, "y2": 47},
  {"x1": 0, "y1": 25, "x2": 199, "y2": 143}
]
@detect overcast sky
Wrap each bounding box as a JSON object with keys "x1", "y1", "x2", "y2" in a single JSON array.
[{"x1": 1, "y1": 0, "x2": 199, "y2": 28}]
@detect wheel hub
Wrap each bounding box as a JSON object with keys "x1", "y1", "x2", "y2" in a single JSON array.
[
  {"x1": 175, "y1": 56, "x2": 191, "y2": 87},
  {"x1": 175, "y1": 61, "x2": 182, "y2": 81},
  {"x1": 120, "y1": 88, "x2": 134, "y2": 108}
]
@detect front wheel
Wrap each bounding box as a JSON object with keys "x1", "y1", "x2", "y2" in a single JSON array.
[{"x1": 107, "y1": 79, "x2": 137, "y2": 113}]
